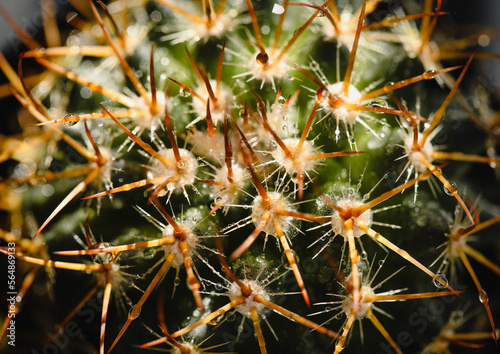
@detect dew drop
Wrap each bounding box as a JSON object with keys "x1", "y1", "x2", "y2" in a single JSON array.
[
  {"x1": 281, "y1": 250, "x2": 299, "y2": 270},
  {"x1": 226, "y1": 312, "x2": 237, "y2": 322},
  {"x1": 310, "y1": 61, "x2": 320, "y2": 71},
  {"x1": 179, "y1": 88, "x2": 191, "y2": 97},
  {"x1": 360, "y1": 251, "x2": 368, "y2": 259},
  {"x1": 93, "y1": 242, "x2": 116, "y2": 265},
  {"x1": 367, "y1": 99, "x2": 384, "y2": 107},
  {"x1": 423, "y1": 70, "x2": 437, "y2": 79},
  {"x1": 174, "y1": 277, "x2": 181, "y2": 286},
  {"x1": 128, "y1": 306, "x2": 141, "y2": 319},
  {"x1": 256, "y1": 52, "x2": 269, "y2": 65},
  {"x1": 142, "y1": 248, "x2": 156, "y2": 259},
  {"x1": 382, "y1": 82, "x2": 395, "y2": 93},
  {"x1": 478, "y1": 289, "x2": 489, "y2": 303},
  {"x1": 63, "y1": 114, "x2": 78, "y2": 126},
  {"x1": 278, "y1": 96, "x2": 286, "y2": 106},
  {"x1": 433, "y1": 274, "x2": 448, "y2": 288},
  {"x1": 444, "y1": 181, "x2": 457, "y2": 196},
  {"x1": 177, "y1": 160, "x2": 186, "y2": 168},
  {"x1": 36, "y1": 47, "x2": 47, "y2": 56},
  {"x1": 378, "y1": 259, "x2": 385, "y2": 267}
]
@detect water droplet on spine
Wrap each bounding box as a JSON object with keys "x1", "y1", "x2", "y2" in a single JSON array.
[
  {"x1": 444, "y1": 181, "x2": 457, "y2": 196},
  {"x1": 256, "y1": 52, "x2": 269, "y2": 65},
  {"x1": 63, "y1": 114, "x2": 78, "y2": 126},
  {"x1": 179, "y1": 88, "x2": 191, "y2": 97},
  {"x1": 368, "y1": 98, "x2": 388, "y2": 108},
  {"x1": 423, "y1": 70, "x2": 437, "y2": 79},
  {"x1": 142, "y1": 248, "x2": 156, "y2": 259},
  {"x1": 383, "y1": 82, "x2": 395, "y2": 93},
  {"x1": 281, "y1": 250, "x2": 299, "y2": 270},
  {"x1": 433, "y1": 274, "x2": 448, "y2": 288},
  {"x1": 128, "y1": 306, "x2": 141, "y2": 319},
  {"x1": 94, "y1": 242, "x2": 116, "y2": 264},
  {"x1": 310, "y1": 61, "x2": 320, "y2": 71},
  {"x1": 478, "y1": 289, "x2": 489, "y2": 303}
]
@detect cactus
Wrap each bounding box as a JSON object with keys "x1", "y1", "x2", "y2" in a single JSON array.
[{"x1": 1, "y1": 1, "x2": 500, "y2": 353}]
